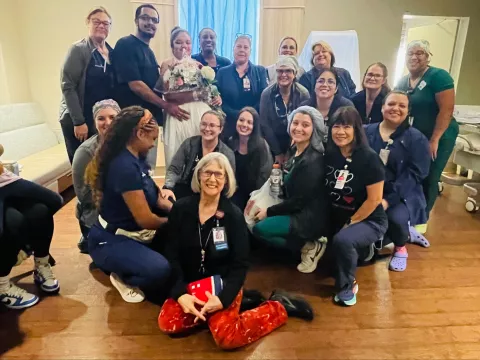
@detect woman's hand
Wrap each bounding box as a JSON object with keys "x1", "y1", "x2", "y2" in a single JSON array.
[
  {"x1": 157, "y1": 193, "x2": 173, "y2": 212},
  {"x1": 429, "y1": 139, "x2": 439, "y2": 161},
  {"x1": 254, "y1": 208, "x2": 267, "y2": 222},
  {"x1": 381, "y1": 199, "x2": 389, "y2": 210},
  {"x1": 210, "y1": 95, "x2": 222, "y2": 107},
  {"x1": 161, "y1": 188, "x2": 176, "y2": 202},
  {"x1": 178, "y1": 294, "x2": 206, "y2": 321},
  {"x1": 196, "y1": 291, "x2": 223, "y2": 322},
  {"x1": 74, "y1": 124, "x2": 89, "y2": 142}
]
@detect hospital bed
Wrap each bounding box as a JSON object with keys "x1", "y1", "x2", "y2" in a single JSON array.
[{"x1": 440, "y1": 105, "x2": 480, "y2": 213}]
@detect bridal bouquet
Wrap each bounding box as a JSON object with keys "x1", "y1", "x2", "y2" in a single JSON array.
[{"x1": 164, "y1": 56, "x2": 219, "y2": 103}]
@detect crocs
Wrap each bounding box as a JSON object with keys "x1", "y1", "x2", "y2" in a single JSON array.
[
  {"x1": 408, "y1": 226, "x2": 430, "y2": 248},
  {"x1": 389, "y1": 251, "x2": 408, "y2": 272}
]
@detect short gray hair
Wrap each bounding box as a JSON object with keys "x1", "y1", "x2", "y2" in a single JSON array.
[{"x1": 191, "y1": 152, "x2": 237, "y2": 198}]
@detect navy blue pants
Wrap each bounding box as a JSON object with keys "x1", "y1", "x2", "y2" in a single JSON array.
[
  {"x1": 385, "y1": 203, "x2": 409, "y2": 248},
  {"x1": 88, "y1": 224, "x2": 170, "y2": 290},
  {"x1": 332, "y1": 220, "x2": 387, "y2": 291}
]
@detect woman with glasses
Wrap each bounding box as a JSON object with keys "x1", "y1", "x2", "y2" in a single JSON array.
[
  {"x1": 300, "y1": 68, "x2": 353, "y2": 130},
  {"x1": 299, "y1": 41, "x2": 356, "y2": 99},
  {"x1": 395, "y1": 40, "x2": 459, "y2": 234},
  {"x1": 227, "y1": 107, "x2": 273, "y2": 210},
  {"x1": 260, "y1": 56, "x2": 310, "y2": 164},
  {"x1": 252, "y1": 106, "x2": 329, "y2": 274},
  {"x1": 59, "y1": 6, "x2": 115, "y2": 164},
  {"x1": 159, "y1": 152, "x2": 313, "y2": 349},
  {"x1": 217, "y1": 35, "x2": 268, "y2": 139},
  {"x1": 364, "y1": 91, "x2": 430, "y2": 271},
  {"x1": 351, "y1": 63, "x2": 390, "y2": 124},
  {"x1": 192, "y1": 28, "x2": 231, "y2": 74},
  {"x1": 265, "y1": 37, "x2": 305, "y2": 85},
  {"x1": 162, "y1": 111, "x2": 235, "y2": 201},
  {"x1": 325, "y1": 107, "x2": 387, "y2": 306}
]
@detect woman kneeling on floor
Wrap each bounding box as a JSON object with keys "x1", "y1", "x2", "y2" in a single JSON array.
[
  {"x1": 365, "y1": 91, "x2": 430, "y2": 271},
  {"x1": 252, "y1": 106, "x2": 330, "y2": 274},
  {"x1": 85, "y1": 106, "x2": 172, "y2": 303},
  {"x1": 158, "y1": 152, "x2": 313, "y2": 350},
  {"x1": 325, "y1": 106, "x2": 388, "y2": 306}
]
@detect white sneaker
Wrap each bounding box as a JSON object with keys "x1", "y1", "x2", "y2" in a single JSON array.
[
  {"x1": 110, "y1": 273, "x2": 145, "y2": 303},
  {"x1": 0, "y1": 283, "x2": 39, "y2": 309},
  {"x1": 34, "y1": 264, "x2": 60, "y2": 293},
  {"x1": 297, "y1": 237, "x2": 327, "y2": 273}
]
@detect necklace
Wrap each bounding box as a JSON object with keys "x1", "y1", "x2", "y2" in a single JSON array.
[{"x1": 197, "y1": 223, "x2": 212, "y2": 274}]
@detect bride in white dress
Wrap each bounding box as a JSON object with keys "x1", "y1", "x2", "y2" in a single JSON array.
[{"x1": 159, "y1": 28, "x2": 221, "y2": 168}]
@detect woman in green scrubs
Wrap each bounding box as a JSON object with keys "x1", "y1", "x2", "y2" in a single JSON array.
[{"x1": 396, "y1": 40, "x2": 458, "y2": 232}]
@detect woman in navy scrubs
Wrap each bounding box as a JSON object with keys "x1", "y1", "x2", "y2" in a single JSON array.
[
  {"x1": 85, "y1": 107, "x2": 172, "y2": 303},
  {"x1": 365, "y1": 91, "x2": 430, "y2": 271}
]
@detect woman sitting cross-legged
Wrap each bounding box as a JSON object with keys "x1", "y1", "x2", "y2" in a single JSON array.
[
  {"x1": 252, "y1": 106, "x2": 329, "y2": 274},
  {"x1": 158, "y1": 152, "x2": 313, "y2": 350},
  {"x1": 227, "y1": 107, "x2": 273, "y2": 210},
  {"x1": 325, "y1": 106, "x2": 387, "y2": 306},
  {"x1": 85, "y1": 106, "x2": 172, "y2": 303},
  {"x1": 161, "y1": 110, "x2": 235, "y2": 202},
  {"x1": 0, "y1": 167, "x2": 63, "y2": 309},
  {"x1": 365, "y1": 91, "x2": 430, "y2": 271},
  {"x1": 73, "y1": 99, "x2": 120, "y2": 254}
]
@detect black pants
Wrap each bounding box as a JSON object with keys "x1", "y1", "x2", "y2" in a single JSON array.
[
  {"x1": 60, "y1": 121, "x2": 96, "y2": 164},
  {"x1": 0, "y1": 180, "x2": 63, "y2": 277},
  {"x1": 385, "y1": 203, "x2": 409, "y2": 248}
]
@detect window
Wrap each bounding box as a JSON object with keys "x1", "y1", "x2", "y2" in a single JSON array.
[{"x1": 179, "y1": 0, "x2": 260, "y2": 63}]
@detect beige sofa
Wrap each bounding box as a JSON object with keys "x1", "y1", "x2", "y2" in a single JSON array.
[{"x1": 0, "y1": 103, "x2": 71, "y2": 193}]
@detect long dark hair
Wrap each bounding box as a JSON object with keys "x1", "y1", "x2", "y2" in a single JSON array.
[
  {"x1": 362, "y1": 62, "x2": 391, "y2": 95},
  {"x1": 229, "y1": 107, "x2": 268, "y2": 182},
  {"x1": 85, "y1": 106, "x2": 156, "y2": 207},
  {"x1": 327, "y1": 106, "x2": 369, "y2": 154}
]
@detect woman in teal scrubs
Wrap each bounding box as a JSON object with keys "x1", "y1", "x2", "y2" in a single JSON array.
[{"x1": 396, "y1": 40, "x2": 458, "y2": 232}]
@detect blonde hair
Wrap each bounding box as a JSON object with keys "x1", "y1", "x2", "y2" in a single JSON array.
[
  {"x1": 86, "y1": 6, "x2": 112, "y2": 23},
  {"x1": 311, "y1": 40, "x2": 335, "y2": 67},
  {"x1": 191, "y1": 152, "x2": 236, "y2": 198}
]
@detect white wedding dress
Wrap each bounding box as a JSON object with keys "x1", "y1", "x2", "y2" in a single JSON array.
[{"x1": 163, "y1": 101, "x2": 211, "y2": 168}]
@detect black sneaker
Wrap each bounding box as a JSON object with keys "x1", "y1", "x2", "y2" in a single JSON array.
[
  {"x1": 240, "y1": 289, "x2": 266, "y2": 312},
  {"x1": 77, "y1": 236, "x2": 89, "y2": 254},
  {"x1": 269, "y1": 290, "x2": 314, "y2": 321}
]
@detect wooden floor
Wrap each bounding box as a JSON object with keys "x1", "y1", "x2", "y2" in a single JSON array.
[{"x1": 1, "y1": 184, "x2": 480, "y2": 359}]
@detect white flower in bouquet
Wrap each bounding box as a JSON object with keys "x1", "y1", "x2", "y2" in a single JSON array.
[{"x1": 200, "y1": 66, "x2": 216, "y2": 82}]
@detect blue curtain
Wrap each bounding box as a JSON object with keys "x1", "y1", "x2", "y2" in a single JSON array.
[{"x1": 179, "y1": 0, "x2": 260, "y2": 64}]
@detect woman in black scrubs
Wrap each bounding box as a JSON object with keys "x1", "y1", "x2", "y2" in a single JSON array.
[
  {"x1": 351, "y1": 62, "x2": 390, "y2": 124},
  {"x1": 192, "y1": 28, "x2": 231, "y2": 73},
  {"x1": 227, "y1": 107, "x2": 273, "y2": 210},
  {"x1": 59, "y1": 6, "x2": 115, "y2": 163}
]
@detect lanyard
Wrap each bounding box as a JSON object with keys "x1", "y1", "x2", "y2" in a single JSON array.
[
  {"x1": 197, "y1": 223, "x2": 212, "y2": 274},
  {"x1": 384, "y1": 139, "x2": 394, "y2": 150}
]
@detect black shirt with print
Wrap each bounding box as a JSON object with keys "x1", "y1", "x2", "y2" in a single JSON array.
[{"x1": 325, "y1": 145, "x2": 386, "y2": 232}]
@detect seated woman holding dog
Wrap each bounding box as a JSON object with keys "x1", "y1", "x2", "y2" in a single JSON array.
[
  {"x1": 252, "y1": 106, "x2": 329, "y2": 274},
  {"x1": 158, "y1": 152, "x2": 313, "y2": 350},
  {"x1": 365, "y1": 91, "x2": 430, "y2": 272},
  {"x1": 85, "y1": 106, "x2": 172, "y2": 304},
  {"x1": 0, "y1": 157, "x2": 63, "y2": 309},
  {"x1": 325, "y1": 106, "x2": 387, "y2": 307},
  {"x1": 161, "y1": 110, "x2": 235, "y2": 202}
]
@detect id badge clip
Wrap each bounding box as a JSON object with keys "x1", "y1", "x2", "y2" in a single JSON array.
[
  {"x1": 380, "y1": 139, "x2": 393, "y2": 165},
  {"x1": 243, "y1": 76, "x2": 251, "y2": 92},
  {"x1": 334, "y1": 169, "x2": 349, "y2": 190}
]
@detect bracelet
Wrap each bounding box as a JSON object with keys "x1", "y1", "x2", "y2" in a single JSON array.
[{"x1": 193, "y1": 91, "x2": 199, "y2": 101}]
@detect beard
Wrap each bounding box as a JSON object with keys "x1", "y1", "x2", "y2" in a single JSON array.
[{"x1": 138, "y1": 27, "x2": 155, "y2": 39}]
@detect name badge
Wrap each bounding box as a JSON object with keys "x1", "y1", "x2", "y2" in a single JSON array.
[
  {"x1": 243, "y1": 76, "x2": 251, "y2": 91},
  {"x1": 418, "y1": 80, "x2": 427, "y2": 90},
  {"x1": 379, "y1": 149, "x2": 390, "y2": 165},
  {"x1": 213, "y1": 227, "x2": 228, "y2": 251},
  {"x1": 335, "y1": 170, "x2": 349, "y2": 190}
]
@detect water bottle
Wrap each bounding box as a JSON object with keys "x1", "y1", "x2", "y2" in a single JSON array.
[{"x1": 270, "y1": 164, "x2": 282, "y2": 198}]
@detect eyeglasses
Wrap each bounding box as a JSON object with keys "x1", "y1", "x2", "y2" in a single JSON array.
[
  {"x1": 276, "y1": 69, "x2": 294, "y2": 75},
  {"x1": 201, "y1": 170, "x2": 225, "y2": 180},
  {"x1": 407, "y1": 51, "x2": 426, "y2": 58},
  {"x1": 91, "y1": 19, "x2": 111, "y2": 27},
  {"x1": 138, "y1": 15, "x2": 159, "y2": 24},
  {"x1": 235, "y1": 33, "x2": 252, "y2": 40},
  {"x1": 365, "y1": 73, "x2": 383, "y2": 80},
  {"x1": 200, "y1": 122, "x2": 221, "y2": 129},
  {"x1": 316, "y1": 78, "x2": 336, "y2": 87}
]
